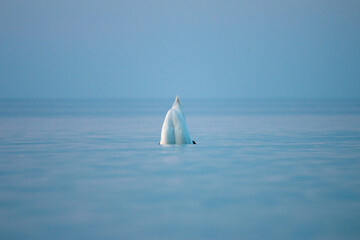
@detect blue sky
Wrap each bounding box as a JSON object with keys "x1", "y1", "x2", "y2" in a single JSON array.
[{"x1": 0, "y1": 0, "x2": 359, "y2": 99}]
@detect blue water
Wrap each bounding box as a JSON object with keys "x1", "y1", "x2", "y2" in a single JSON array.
[{"x1": 0, "y1": 99, "x2": 360, "y2": 240}]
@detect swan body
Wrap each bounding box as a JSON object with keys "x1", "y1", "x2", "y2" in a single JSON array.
[{"x1": 160, "y1": 96, "x2": 192, "y2": 144}]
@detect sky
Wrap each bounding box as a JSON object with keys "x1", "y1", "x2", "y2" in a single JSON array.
[{"x1": 0, "y1": 0, "x2": 359, "y2": 99}]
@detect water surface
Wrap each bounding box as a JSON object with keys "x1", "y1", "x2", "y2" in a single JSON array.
[{"x1": 0, "y1": 99, "x2": 360, "y2": 239}]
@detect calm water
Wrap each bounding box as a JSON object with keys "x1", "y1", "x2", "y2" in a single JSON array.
[{"x1": 0, "y1": 99, "x2": 360, "y2": 240}]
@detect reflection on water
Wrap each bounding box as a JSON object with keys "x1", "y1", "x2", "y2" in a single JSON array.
[{"x1": 0, "y1": 99, "x2": 360, "y2": 240}]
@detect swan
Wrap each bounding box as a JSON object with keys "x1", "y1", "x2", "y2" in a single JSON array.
[{"x1": 160, "y1": 96, "x2": 195, "y2": 145}]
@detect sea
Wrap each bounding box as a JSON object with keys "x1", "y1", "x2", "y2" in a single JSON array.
[{"x1": 0, "y1": 99, "x2": 359, "y2": 240}]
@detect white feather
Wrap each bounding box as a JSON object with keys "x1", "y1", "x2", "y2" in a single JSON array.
[{"x1": 160, "y1": 96, "x2": 192, "y2": 144}]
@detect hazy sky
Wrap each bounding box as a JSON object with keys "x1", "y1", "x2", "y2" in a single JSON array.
[{"x1": 0, "y1": 0, "x2": 359, "y2": 99}]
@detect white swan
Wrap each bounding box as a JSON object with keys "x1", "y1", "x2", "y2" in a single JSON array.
[{"x1": 160, "y1": 96, "x2": 194, "y2": 145}]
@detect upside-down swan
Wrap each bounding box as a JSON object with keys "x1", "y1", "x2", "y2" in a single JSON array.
[{"x1": 160, "y1": 96, "x2": 195, "y2": 145}]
